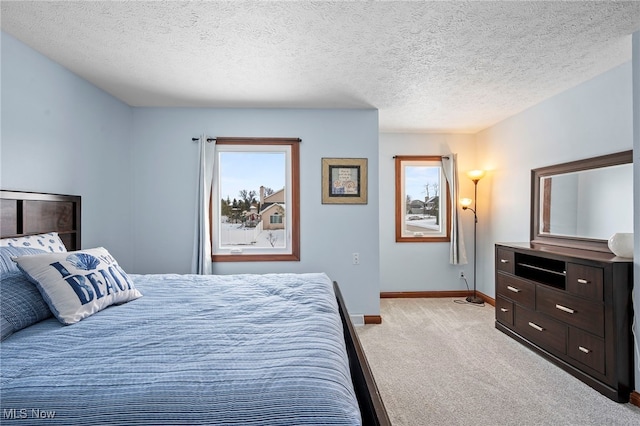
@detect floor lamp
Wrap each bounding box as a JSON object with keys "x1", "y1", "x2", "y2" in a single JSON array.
[{"x1": 461, "y1": 170, "x2": 485, "y2": 304}]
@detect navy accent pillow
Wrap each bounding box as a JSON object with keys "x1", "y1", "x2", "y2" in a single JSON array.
[
  {"x1": 1, "y1": 271, "x2": 53, "y2": 341},
  {"x1": 0, "y1": 246, "x2": 47, "y2": 274}
]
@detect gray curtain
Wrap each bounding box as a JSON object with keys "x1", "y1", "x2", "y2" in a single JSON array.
[
  {"x1": 191, "y1": 135, "x2": 216, "y2": 274},
  {"x1": 442, "y1": 154, "x2": 468, "y2": 265}
]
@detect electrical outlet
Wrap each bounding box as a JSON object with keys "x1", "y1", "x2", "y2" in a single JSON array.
[
  {"x1": 459, "y1": 270, "x2": 465, "y2": 278},
  {"x1": 352, "y1": 253, "x2": 360, "y2": 265}
]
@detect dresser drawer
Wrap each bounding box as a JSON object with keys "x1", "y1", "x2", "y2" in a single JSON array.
[
  {"x1": 568, "y1": 327, "x2": 606, "y2": 375},
  {"x1": 496, "y1": 274, "x2": 535, "y2": 309},
  {"x1": 496, "y1": 248, "x2": 515, "y2": 274},
  {"x1": 536, "y1": 285, "x2": 604, "y2": 337},
  {"x1": 496, "y1": 296, "x2": 514, "y2": 326},
  {"x1": 566, "y1": 263, "x2": 603, "y2": 301},
  {"x1": 514, "y1": 305, "x2": 567, "y2": 354}
]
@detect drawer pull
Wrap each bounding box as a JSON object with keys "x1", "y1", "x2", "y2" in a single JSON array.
[
  {"x1": 500, "y1": 259, "x2": 510, "y2": 264},
  {"x1": 578, "y1": 346, "x2": 591, "y2": 354},
  {"x1": 577, "y1": 278, "x2": 589, "y2": 284},
  {"x1": 528, "y1": 322, "x2": 544, "y2": 332},
  {"x1": 506, "y1": 286, "x2": 520, "y2": 293},
  {"x1": 500, "y1": 308, "x2": 509, "y2": 312},
  {"x1": 555, "y1": 304, "x2": 575, "y2": 314}
]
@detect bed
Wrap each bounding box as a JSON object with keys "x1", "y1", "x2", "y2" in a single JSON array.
[{"x1": 0, "y1": 190, "x2": 390, "y2": 425}]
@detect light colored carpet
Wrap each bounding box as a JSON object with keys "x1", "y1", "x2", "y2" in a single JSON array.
[{"x1": 357, "y1": 298, "x2": 640, "y2": 426}]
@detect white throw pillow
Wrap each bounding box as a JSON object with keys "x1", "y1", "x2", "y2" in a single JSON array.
[
  {"x1": 0, "y1": 232, "x2": 67, "y2": 253},
  {"x1": 13, "y1": 247, "x2": 142, "y2": 325}
]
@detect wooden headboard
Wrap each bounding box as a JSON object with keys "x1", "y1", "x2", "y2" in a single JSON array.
[{"x1": 0, "y1": 190, "x2": 81, "y2": 251}]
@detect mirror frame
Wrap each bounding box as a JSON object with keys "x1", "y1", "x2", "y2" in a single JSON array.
[{"x1": 530, "y1": 150, "x2": 633, "y2": 253}]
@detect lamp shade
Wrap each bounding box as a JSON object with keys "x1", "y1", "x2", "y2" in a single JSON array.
[
  {"x1": 467, "y1": 170, "x2": 486, "y2": 182},
  {"x1": 460, "y1": 198, "x2": 473, "y2": 208}
]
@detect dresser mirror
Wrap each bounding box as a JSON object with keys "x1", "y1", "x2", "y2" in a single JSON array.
[{"x1": 530, "y1": 150, "x2": 633, "y2": 252}]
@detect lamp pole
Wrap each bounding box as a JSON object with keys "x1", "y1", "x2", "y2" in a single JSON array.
[
  {"x1": 462, "y1": 170, "x2": 485, "y2": 305},
  {"x1": 466, "y1": 179, "x2": 483, "y2": 304}
]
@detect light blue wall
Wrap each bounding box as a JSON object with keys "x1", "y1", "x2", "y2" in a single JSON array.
[
  {"x1": 131, "y1": 108, "x2": 380, "y2": 316},
  {"x1": 378, "y1": 133, "x2": 477, "y2": 292},
  {"x1": 0, "y1": 32, "x2": 135, "y2": 269}
]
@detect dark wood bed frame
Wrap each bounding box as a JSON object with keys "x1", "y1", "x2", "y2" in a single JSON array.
[
  {"x1": 0, "y1": 190, "x2": 390, "y2": 425},
  {"x1": 0, "y1": 190, "x2": 81, "y2": 250}
]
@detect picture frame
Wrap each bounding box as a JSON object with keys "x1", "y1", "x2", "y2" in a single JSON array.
[{"x1": 321, "y1": 158, "x2": 368, "y2": 204}]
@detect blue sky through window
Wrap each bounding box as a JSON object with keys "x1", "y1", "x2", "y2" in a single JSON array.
[
  {"x1": 219, "y1": 152, "x2": 286, "y2": 202},
  {"x1": 405, "y1": 165, "x2": 440, "y2": 201}
]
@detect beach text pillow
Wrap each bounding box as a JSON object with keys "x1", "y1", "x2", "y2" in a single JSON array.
[{"x1": 13, "y1": 247, "x2": 142, "y2": 325}]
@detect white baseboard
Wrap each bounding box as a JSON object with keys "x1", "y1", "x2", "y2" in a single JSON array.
[{"x1": 350, "y1": 314, "x2": 365, "y2": 326}]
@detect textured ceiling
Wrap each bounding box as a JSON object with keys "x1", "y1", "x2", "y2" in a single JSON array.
[{"x1": 2, "y1": 1, "x2": 640, "y2": 133}]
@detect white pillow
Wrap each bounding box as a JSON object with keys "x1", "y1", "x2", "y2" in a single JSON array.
[
  {"x1": 0, "y1": 232, "x2": 67, "y2": 253},
  {"x1": 13, "y1": 247, "x2": 141, "y2": 325}
]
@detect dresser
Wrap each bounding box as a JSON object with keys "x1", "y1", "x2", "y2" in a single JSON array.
[{"x1": 494, "y1": 242, "x2": 634, "y2": 402}]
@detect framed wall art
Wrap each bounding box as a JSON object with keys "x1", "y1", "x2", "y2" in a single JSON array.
[{"x1": 321, "y1": 158, "x2": 368, "y2": 204}]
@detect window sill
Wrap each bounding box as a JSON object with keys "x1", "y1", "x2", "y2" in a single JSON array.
[{"x1": 211, "y1": 253, "x2": 300, "y2": 262}]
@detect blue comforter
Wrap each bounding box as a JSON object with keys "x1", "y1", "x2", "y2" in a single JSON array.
[{"x1": 0, "y1": 273, "x2": 361, "y2": 425}]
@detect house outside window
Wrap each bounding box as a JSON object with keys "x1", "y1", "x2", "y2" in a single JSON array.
[{"x1": 212, "y1": 138, "x2": 300, "y2": 261}]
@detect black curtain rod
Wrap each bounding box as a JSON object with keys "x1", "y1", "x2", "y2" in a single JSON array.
[
  {"x1": 392, "y1": 155, "x2": 450, "y2": 159},
  {"x1": 191, "y1": 138, "x2": 302, "y2": 143}
]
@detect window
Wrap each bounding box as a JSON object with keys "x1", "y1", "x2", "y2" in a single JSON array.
[
  {"x1": 212, "y1": 138, "x2": 300, "y2": 261},
  {"x1": 270, "y1": 213, "x2": 283, "y2": 224},
  {"x1": 395, "y1": 156, "x2": 450, "y2": 242}
]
